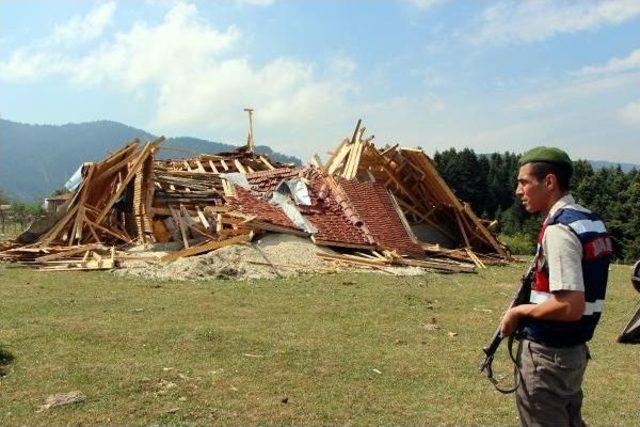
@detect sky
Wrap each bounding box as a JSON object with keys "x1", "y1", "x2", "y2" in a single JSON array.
[{"x1": 1, "y1": 0, "x2": 639, "y2": 163}]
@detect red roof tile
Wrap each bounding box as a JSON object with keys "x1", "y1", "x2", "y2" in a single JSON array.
[
  {"x1": 229, "y1": 187, "x2": 301, "y2": 233},
  {"x1": 297, "y1": 174, "x2": 374, "y2": 249},
  {"x1": 339, "y1": 179, "x2": 424, "y2": 256},
  {"x1": 245, "y1": 168, "x2": 300, "y2": 198}
]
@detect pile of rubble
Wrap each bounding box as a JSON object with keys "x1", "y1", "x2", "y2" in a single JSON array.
[{"x1": 0, "y1": 120, "x2": 510, "y2": 276}]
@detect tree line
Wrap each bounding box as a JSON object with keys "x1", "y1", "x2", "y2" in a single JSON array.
[{"x1": 433, "y1": 148, "x2": 640, "y2": 262}]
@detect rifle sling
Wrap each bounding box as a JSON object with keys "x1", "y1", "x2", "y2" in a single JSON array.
[{"x1": 485, "y1": 334, "x2": 523, "y2": 394}]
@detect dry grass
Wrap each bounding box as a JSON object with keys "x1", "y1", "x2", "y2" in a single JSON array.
[{"x1": 0, "y1": 261, "x2": 637, "y2": 424}]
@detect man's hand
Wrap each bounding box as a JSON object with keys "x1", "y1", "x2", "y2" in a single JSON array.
[
  {"x1": 500, "y1": 304, "x2": 535, "y2": 337},
  {"x1": 499, "y1": 291, "x2": 585, "y2": 337},
  {"x1": 500, "y1": 306, "x2": 523, "y2": 337}
]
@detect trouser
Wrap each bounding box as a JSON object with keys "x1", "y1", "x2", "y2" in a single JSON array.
[{"x1": 516, "y1": 339, "x2": 589, "y2": 427}]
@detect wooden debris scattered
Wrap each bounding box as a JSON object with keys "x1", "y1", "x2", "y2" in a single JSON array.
[{"x1": 1, "y1": 118, "x2": 511, "y2": 277}]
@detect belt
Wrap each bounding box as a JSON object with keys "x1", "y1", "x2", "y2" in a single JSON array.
[{"x1": 521, "y1": 334, "x2": 586, "y2": 349}]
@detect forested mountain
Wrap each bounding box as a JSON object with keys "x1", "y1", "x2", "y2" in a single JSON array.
[{"x1": 0, "y1": 119, "x2": 300, "y2": 201}]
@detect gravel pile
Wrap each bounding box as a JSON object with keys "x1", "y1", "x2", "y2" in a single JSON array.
[
  {"x1": 116, "y1": 234, "x2": 332, "y2": 281},
  {"x1": 115, "y1": 233, "x2": 428, "y2": 282}
]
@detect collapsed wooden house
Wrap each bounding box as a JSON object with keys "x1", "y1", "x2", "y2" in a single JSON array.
[{"x1": 0, "y1": 120, "x2": 510, "y2": 273}]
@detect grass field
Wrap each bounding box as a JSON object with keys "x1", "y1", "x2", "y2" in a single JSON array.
[{"x1": 0, "y1": 261, "x2": 638, "y2": 424}]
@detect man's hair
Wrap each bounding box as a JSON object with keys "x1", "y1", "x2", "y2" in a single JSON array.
[{"x1": 528, "y1": 161, "x2": 572, "y2": 192}]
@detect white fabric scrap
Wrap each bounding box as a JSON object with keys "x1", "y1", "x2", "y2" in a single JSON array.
[
  {"x1": 64, "y1": 165, "x2": 84, "y2": 191},
  {"x1": 286, "y1": 178, "x2": 312, "y2": 206},
  {"x1": 220, "y1": 172, "x2": 250, "y2": 189}
]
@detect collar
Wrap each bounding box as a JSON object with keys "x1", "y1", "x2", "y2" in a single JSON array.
[{"x1": 546, "y1": 193, "x2": 575, "y2": 222}]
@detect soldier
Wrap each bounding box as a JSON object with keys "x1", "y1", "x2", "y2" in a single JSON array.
[{"x1": 500, "y1": 147, "x2": 612, "y2": 427}]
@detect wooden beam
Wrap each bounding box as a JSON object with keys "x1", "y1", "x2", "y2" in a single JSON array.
[
  {"x1": 259, "y1": 156, "x2": 275, "y2": 170},
  {"x1": 169, "y1": 205, "x2": 190, "y2": 248},
  {"x1": 234, "y1": 159, "x2": 247, "y2": 174},
  {"x1": 95, "y1": 138, "x2": 164, "y2": 224},
  {"x1": 161, "y1": 233, "x2": 252, "y2": 263}
]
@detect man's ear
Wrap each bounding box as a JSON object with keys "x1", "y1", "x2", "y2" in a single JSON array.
[{"x1": 544, "y1": 173, "x2": 557, "y2": 191}]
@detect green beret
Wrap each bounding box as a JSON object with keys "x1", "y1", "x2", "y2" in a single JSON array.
[{"x1": 519, "y1": 146, "x2": 573, "y2": 173}]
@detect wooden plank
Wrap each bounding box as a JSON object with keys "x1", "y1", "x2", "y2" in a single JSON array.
[
  {"x1": 203, "y1": 205, "x2": 232, "y2": 215},
  {"x1": 169, "y1": 205, "x2": 190, "y2": 248},
  {"x1": 462, "y1": 203, "x2": 508, "y2": 258},
  {"x1": 179, "y1": 205, "x2": 216, "y2": 239},
  {"x1": 354, "y1": 251, "x2": 379, "y2": 260},
  {"x1": 37, "y1": 204, "x2": 80, "y2": 247},
  {"x1": 317, "y1": 252, "x2": 382, "y2": 265},
  {"x1": 208, "y1": 160, "x2": 219, "y2": 173},
  {"x1": 81, "y1": 250, "x2": 91, "y2": 267},
  {"x1": 68, "y1": 206, "x2": 85, "y2": 246},
  {"x1": 311, "y1": 236, "x2": 376, "y2": 251},
  {"x1": 259, "y1": 156, "x2": 276, "y2": 170},
  {"x1": 161, "y1": 233, "x2": 252, "y2": 263},
  {"x1": 466, "y1": 247, "x2": 487, "y2": 269},
  {"x1": 216, "y1": 213, "x2": 223, "y2": 233},
  {"x1": 454, "y1": 210, "x2": 471, "y2": 248},
  {"x1": 234, "y1": 159, "x2": 247, "y2": 174},
  {"x1": 35, "y1": 244, "x2": 104, "y2": 264},
  {"x1": 243, "y1": 220, "x2": 307, "y2": 236},
  {"x1": 84, "y1": 218, "x2": 133, "y2": 243},
  {"x1": 345, "y1": 130, "x2": 366, "y2": 179},
  {"x1": 325, "y1": 138, "x2": 350, "y2": 174},
  {"x1": 95, "y1": 138, "x2": 164, "y2": 224},
  {"x1": 327, "y1": 143, "x2": 353, "y2": 176},
  {"x1": 86, "y1": 221, "x2": 102, "y2": 244},
  {"x1": 195, "y1": 206, "x2": 210, "y2": 229},
  {"x1": 93, "y1": 149, "x2": 138, "y2": 182}
]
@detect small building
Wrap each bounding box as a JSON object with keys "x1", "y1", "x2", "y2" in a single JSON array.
[{"x1": 44, "y1": 194, "x2": 72, "y2": 214}]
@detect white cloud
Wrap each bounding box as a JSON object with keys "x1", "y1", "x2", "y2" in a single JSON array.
[
  {"x1": 474, "y1": 0, "x2": 640, "y2": 45},
  {"x1": 401, "y1": 0, "x2": 447, "y2": 10},
  {"x1": 0, "y1": 1, "x2": 118, "y2": 80},
  {"x1": 512, "y1": 46, "x2": 640, "y2": 112},
  {"x1": 0, "y1": 2, "x2": 363, "y2": 157},
  {"x1": 0, "y1": 51, "x2": 57, "y2": 81},
  {"x1": 577, "y1": 48, "x2": 640, "y2": 76},
  {"x1": 329, "y1": 55, "x2": 357, "y2": 77},
  {"x1": 235, "y1": 0, "x2": 275, "y2": 6},
  {"x1": 52, "y1": 1, "x2": 116, "y2": 44},
  {"x1": 70, "y1": 3, "x2": 240, "y2": 89},
  {"x1": 620, "y1": 100, "x2": 640, "y2": 126},
  {"x1": 512, "y1": 72, "x2": 640, "y2": 112}
]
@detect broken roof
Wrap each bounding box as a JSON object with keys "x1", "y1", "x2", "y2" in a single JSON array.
[{"x1": 1, "y1": 119, "x2": 510, "y2": 273}]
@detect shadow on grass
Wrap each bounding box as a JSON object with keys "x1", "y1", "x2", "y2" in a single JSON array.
[{"x1": 0, "y1": 346, "x2": 15, "y2": 376}]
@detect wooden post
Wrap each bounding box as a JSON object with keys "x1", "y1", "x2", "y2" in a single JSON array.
[{"x1": 244, "y1": 108, "x2": 255, "y2": 152}]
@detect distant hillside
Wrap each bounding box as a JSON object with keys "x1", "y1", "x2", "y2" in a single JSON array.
[
  {"x1": 0, "y1": 119, "x2": 301, "y2": 201},
  {"x1": 160, "y1": 136, "x2": 301, "y2": 166},
  {"x1": 589, "y1": 160, "x2": 638, "y2": 173}
]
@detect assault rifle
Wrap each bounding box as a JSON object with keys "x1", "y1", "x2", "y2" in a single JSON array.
[{"x1": 479, "y1": 258, "x2": 536, "y2": 393}]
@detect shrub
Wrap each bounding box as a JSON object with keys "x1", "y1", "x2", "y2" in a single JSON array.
[{"x1": 500, "y1": 232, "x2": 536, "y2": 256}]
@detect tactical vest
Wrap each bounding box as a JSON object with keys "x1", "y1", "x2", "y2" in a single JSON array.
[{"x1": 522, "y1": 207, "x2": 612, "y2": 347}]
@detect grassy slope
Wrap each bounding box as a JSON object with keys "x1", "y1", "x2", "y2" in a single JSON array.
[{"x1": 0, "y1": 263, "x2": 637, "y2": 424}]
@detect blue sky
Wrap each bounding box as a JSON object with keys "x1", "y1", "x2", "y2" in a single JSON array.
[{"x1": 1, "y1": 0, "x2": 639, "y2": 163}]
